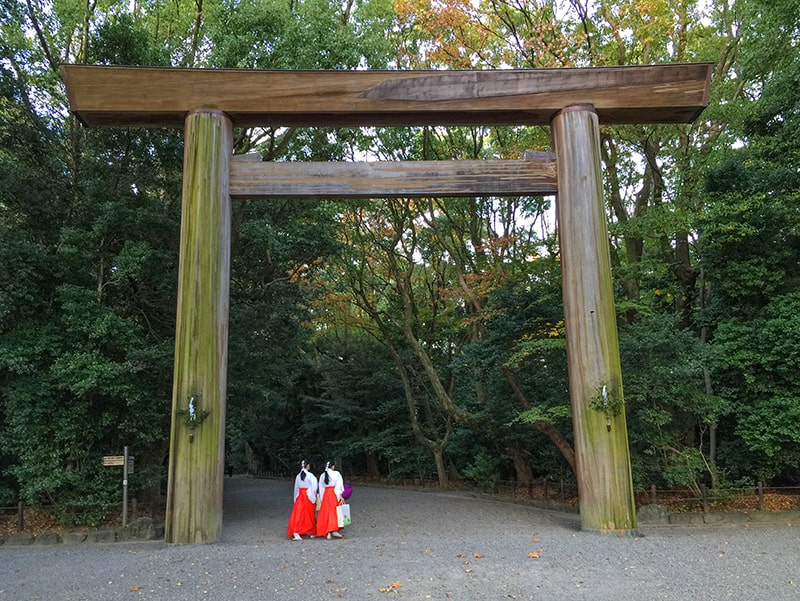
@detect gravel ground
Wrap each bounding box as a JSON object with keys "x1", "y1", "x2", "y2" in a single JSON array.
[{"x1": 1, "y1": 476, "x2": 798, "y2": 600}]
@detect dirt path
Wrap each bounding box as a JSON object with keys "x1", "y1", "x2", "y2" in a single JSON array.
[{"x1": 1, "y1": 477, "x2": 798, "y2": 600}]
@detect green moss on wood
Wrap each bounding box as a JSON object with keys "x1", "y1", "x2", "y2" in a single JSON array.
[
  {"x1": 165, "y1": 110, "x2": 232, "y2": 544},
  {"x1": 552, "y1": 106, "x2": 637, "y2": 534}
]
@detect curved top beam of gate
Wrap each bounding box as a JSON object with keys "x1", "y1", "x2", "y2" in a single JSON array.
[{"x1": 61, "y1": 63, "x2": 712, "y2": 129}]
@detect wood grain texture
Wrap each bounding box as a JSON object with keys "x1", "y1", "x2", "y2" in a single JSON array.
[
  {"x1": 229, "y1": 156, "x2": 557, "y2": 198},
  {"x1": 552, "y1": 106, "x2": 637, "y2": 534},
  {"x1": 165, "y1": 109, "x2": 232, "y2": 544},
  {"x1": 61, "y1": 63, "x2": 712, "y2": 128}
]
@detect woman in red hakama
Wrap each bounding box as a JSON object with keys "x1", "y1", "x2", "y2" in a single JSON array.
[
  {"x1": 287, "y1": 460, "x2": 318, "y2": 540},
  {"x1": 316, "y1": 460, "x2": 344, "y2": 539}
]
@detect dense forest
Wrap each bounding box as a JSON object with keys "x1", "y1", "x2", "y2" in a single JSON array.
[{"x1": 1, "y1": 0, "x2": 799, "y2": 524}]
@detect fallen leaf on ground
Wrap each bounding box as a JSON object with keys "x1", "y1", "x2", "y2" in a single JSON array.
[
  {"x1": 533, "y1": 537, "x2": 540, "y2": 543},
  {"x1": 130, "y1": 586, "x2": 140, "y2": 591},
  {"x1": 473, "y1": 553, "x2": 483, "y2": 559},
  {"x1": 528, "y1": 551, "x2": 540, "y2": 558},
  {"x1": 379, "y1": 581, "x2": 403, "y2": 593}
]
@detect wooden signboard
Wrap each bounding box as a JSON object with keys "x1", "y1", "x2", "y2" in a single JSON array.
[{"x1": 102, "y1": 455, "x2": 134, "y2": 472}]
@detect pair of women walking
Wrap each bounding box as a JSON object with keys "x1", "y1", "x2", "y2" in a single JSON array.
[{"x1": 287, "y1": 460, "x2": 344, "y2": 540}]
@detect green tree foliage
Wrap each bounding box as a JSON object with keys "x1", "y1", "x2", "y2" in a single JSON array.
[
  {"x1": 620, "y1": 314, "x2": 728, "y2": 490},
  {"x1": 1, "y1": 0, "x2": 399, "y2": 519},
  {"x1": 0, "y1": 6, "x2": 183, "y2": 518},
  {"x1": 2, "y1": 0, "x2": 800, "y2": 525},
  {"x1": 454, "y1": 269, "x2": 573, "y2": 482},
  {"x1": 693, "y1": 0, "x2": 800, "y2": 482},
  {"x1": 208, "y1": 0, "x2": 396, "y2": 69},
  {"x1": 224, "y1": 196, "x2": 342, "y2": 474},
  {"x1": 304, "y1": 331, "x2": 415, "y2": 478}
]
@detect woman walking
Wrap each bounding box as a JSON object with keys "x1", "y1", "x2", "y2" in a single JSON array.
[
  {"x1": 287, "y1": 460, "x2": 318, "y2": 540},
  {"x1": 316, "y1": 460, "x2": 344, "y2": 539}
]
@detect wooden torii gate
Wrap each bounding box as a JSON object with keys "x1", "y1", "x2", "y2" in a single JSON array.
[{"x1": 62, "y1": 63, "x2": 712, "y2": 543}]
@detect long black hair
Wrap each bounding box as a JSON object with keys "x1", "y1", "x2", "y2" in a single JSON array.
[
  {"x1": 323, "y1": 461, "x2": 335, "y2": 485},
  {"x1": 299, "y1": 460, "x2": 308, "y2": 481}
]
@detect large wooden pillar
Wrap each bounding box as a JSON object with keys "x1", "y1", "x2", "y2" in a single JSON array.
[
  {"x1": 165, "y1": 109, "x2": 233, "y2": 544},
  {"x1": 551, "y1": 105, "x2": 637, "y2": 534}
]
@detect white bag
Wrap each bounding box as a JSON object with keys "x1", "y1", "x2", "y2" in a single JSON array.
[{"x1": 336, "y1": 503, "x2": 351, "y2": 528}]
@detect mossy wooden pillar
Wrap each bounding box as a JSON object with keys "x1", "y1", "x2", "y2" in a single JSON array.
[
  {"x1": 165, "y1": 109, "x2": 233, "y2": 544},
  {"x1": 551, "y1": 105, "x2": 637, "y2": 534}
]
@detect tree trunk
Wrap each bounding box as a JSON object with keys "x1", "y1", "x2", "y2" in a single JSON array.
[
  {"x1": 432, "y1": 446, "x2": 448, "y2": 489},
  {"x1": 500, "y1": 365, "x2": 576, "y2": 473},
  {"x1": 673, "y1": 231, "x2": 699, "y2": 328},
  {"x1": 366, "y1": 451, "x2": 381, "y2": 480},
  {"x1": 699, "y1": 275, "x2": 718, "y2": 488},
  {"x1": 507, "y1": 442, "x2": 534, "y2": 490},
  {"x1": 387, "y1": 338, "x2": 451, "y2": 489},
  {"x1": 600, "y1": 133, "x2": 645, "y2": 323}
]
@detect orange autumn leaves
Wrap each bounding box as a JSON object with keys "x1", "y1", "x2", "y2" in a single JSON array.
[
  {"x1": 394, "y1": 0, "x2": 490, "y2": 68},
  {"x1": 456, "y1": 552, "x2": 484, "y2": 573},
  {"x1": 393, "y1": 0, "x2": 578, "y2": 69},
  {"x1": 529, "y1": 536, "x2": 545, "y2": 558},
  {"x1": 379, "y1": 581, "x2": 403, "y2": 592},
  {"x1": 379, "y1": 539, "x2": 543, "y2": 594}
]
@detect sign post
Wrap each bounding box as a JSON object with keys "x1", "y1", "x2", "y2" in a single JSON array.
[
  {"x1": 122, "y1": 446, "x2": 129, "y2": 528},
  {"x1": 102, "y1": 448, "x2": 134, "y2": 527}
]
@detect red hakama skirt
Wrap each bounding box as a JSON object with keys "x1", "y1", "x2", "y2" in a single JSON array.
[
  {"x1": 316, "y1": 487, "x2": 340, "y2": 537},
  {"x1": 287, "y1": 491, "x2": 316, "y2": 538}
]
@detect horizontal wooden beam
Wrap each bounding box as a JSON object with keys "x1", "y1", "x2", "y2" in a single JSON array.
[
  {"x1": 61, "y1": 63, "x2": 712, "y2": 128},
  {"x1": 229, "y1": 155, "x2": 558, "y2": 199}
]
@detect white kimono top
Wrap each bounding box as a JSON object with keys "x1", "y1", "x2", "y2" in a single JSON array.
[
  {"x1": 294, "y1": 469, "x2": 318, "y2": 503},
  {"x1": 319, "y1": 468, "x2": 344, "y2": 502}
]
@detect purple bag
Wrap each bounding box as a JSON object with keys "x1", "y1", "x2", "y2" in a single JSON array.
[{"x1": 342, "y1": 483, "x2": 353, "y2": 500}]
